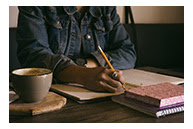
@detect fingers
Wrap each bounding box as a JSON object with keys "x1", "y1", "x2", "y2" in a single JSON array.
[
  {"x1": 113, "y1": 70, "x2": 125, "y2": 85},
  {"x1": 83, "y1": 67, "x2": 125, "y2": 93},
  {"x1": 98, "y1": 81, "x2": 117, "y2": 92},
  {"x1": 103, "y1": 68, "x2": 125, "y2": 85},
  {"x1": 97, "y1": 68, "x2": 125, "y2": 92},
  {"x1": 103, "y1": 74, "x2": 123, "y2": 90}
]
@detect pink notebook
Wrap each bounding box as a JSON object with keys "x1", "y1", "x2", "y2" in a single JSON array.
[{"x1": 125, "y1": 82, "x2": 184, "y2": 107}]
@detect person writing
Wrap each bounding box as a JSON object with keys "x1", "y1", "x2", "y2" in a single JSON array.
[{"x1": 16, "y1": 6, "x2": 136, "y2": 93}]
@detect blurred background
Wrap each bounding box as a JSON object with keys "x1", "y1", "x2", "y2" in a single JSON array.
[{"x1": 9, "y1": 6, "x2": 184, "y2": 26}]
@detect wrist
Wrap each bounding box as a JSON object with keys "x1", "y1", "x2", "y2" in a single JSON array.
[{"x1": 56, "y1": 65, "x2": 87, "y2": 84}]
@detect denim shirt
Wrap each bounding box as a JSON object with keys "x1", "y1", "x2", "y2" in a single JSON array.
[{"x1": 16, "y1": 6, "x2": 136, "y2": 76}]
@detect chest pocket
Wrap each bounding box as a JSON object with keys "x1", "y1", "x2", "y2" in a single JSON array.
[
  {"x1": 43, "y1": 7, "x2": 70, "y2": 54},
  {"x1": 92, "y1": 16, "x2": 113, "y2": 50}
]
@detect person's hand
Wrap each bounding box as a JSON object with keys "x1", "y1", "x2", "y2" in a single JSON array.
[
  {"x1": 80, "y1": 66, "x2": 125, "y2": 92},
  {"x1": 56, "y1": 65, "x2": 125, "y2": 93}
]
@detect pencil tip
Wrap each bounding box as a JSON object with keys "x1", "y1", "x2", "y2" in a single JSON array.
[{"x1": 97, "y1": 45, "x2": 102, "y2": 51}]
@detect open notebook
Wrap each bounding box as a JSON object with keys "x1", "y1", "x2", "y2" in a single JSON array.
[
  {"x1": 50, "y1": 69, "x2": 184, "y2": 103},
  {"x1": 51, "y1": 83, "x2": 126, "y2": 103},
  {"x1": 122, "y1": 69, "x2": 184, "y2": 86}
]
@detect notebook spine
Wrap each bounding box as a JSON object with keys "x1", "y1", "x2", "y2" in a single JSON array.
[
  {"x1": 125, "y1": 92, "x2": 160, "y2": 107},
  {"x1": 156, "y1": 105, "x2": 184, "y2": 117},
  {"x1": 160, "y1": 95, "x2": 184, "y2": 107},
  {"x1": 125, "y1": 92, "x2": 184, "y2": 107}
]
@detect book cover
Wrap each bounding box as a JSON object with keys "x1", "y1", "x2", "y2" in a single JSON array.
[
  {"x1": 111, "y1": 94, "x2": 184, "y2": 118},
  {"x1": 125, "y1": 82, "x2": 184, "y2": 107}
]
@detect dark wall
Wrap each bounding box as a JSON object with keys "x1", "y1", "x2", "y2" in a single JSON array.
[
  {"x1": 9, "y1": 28, "x2": 21, "y2": 72},
  {"x1": 124, "y1": 24, "x2": 184, "y2": 69},
  {"x1": 9, "y1": 24, "x2": 184, "y2": 72}
]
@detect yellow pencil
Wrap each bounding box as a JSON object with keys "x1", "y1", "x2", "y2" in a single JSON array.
[
  {"x1": 97, "y1": 45, "x2": 115, "y2": 71},
  {"x1": 97, "y1": 45, "x2": 126, "y2": 90}
]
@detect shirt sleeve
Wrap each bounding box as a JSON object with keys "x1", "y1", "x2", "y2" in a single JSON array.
[
  {"x1": 90, "y1": 7, "x2": 136, "y2": 70},
  {"x1": 16, "y1": 6, "x2": 76, "y2": 76}
]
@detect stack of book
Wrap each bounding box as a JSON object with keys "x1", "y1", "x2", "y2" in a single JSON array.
[{"x1": 112, "y1": 82, "x2": 184, "y2": 118}]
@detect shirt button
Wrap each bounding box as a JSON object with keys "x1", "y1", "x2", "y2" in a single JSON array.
[{"x1": 85, "y1": 34, "x2": 91, "y2": 40}]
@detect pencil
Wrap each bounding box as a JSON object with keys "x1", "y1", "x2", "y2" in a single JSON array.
[
  {"x1": 97, "y1": 45, "x2": 115, "y2": 71},
  {"x1": 97, "y1": 45, "x2": 126, "y2": 90}
]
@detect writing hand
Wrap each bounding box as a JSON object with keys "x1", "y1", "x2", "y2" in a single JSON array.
[
  {"x1": 81, "y1": 67, "x2": 125, "y2": 92},
  {"x1": 56, "y1": 66, "x2": 125, "y2": 93}
]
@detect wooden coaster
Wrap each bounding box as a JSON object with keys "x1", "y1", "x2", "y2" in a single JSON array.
[{"x1": 9, "y1": 92, "x2": 67, "y2": 116}]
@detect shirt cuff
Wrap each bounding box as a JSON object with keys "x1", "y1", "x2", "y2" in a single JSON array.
[
  {"x1": 40, "y1": 54, "x2": 76, "y2": 77},
  {"x1": 53, "y1": 56, "x2": 77, "y2": 77}
]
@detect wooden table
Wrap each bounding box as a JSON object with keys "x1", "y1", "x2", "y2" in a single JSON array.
[{"x1": 9, "y1": 67, "x2": 184, "y2": 123}]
